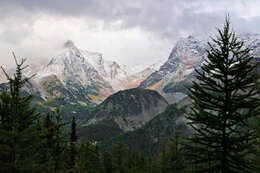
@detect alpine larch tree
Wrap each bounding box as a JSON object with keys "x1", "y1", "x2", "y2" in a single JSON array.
[{"x1": 184, "y1": 18, "x2": 260, "y2": 173}]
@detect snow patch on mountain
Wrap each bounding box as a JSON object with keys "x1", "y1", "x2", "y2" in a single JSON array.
[
  {"x1": 30, "y1": 40, "x2": 165, "y2": 102},
  {"x1": 139, "y1": 33, "x2": 260, "y2": 103}
]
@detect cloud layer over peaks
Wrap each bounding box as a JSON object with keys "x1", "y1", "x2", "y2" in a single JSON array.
[{"x1": 0, "y1": 0, "x2": 259, "y2": 67}]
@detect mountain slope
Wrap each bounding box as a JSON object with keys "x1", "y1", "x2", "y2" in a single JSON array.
[
  {"x1": 80, "y1": 88, "x2": 168, "y2": 136},
  {"x1": 87, "y1": 97, "x2": 192, "y2": 152},
  {"x1": 37, "y1": 45, "x2": 114, "y2": 103},
  {"x1": 112, "y1": 102, "x2": 191, "y2": 152}
]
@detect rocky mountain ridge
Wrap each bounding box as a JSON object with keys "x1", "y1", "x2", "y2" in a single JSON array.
[
  {"x1": 0, "y1": 41, "x2": 162, "y2": 103},
  {"x1": 139, "y1": 33, "x2": 260, "y2": 104}
]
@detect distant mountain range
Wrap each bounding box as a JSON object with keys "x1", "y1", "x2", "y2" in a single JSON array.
[
  {"x1": 0, "y1": 41, "x2": 162, "y2": 104},
  {"x1": 2, "y1": 34, "x2": 259, "y2": 105},
  {"x1": 1, "y1": 33, "x2": 259, "y2": 151}
]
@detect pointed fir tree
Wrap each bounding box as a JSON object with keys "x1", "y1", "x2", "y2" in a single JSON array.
[
  {"x1": 92, "y1": 145, "x2": 103, "y2": 173},
  {"x1": 73, "y1": 141, "x2": 103, "y2": 173},
  {"x1": 184, "y1": 18, "x2": 260, "y2": 172},
  {"x1": 52, "y1": 108, "x2": 67, "y2": 172},
  {"x1": 68, "y1": 116, "x2": 77, "y2": 171},
  {"x1": 160, "y1": 132, "x2": 185, "y2": 173},
  {"x1": 0, "y1": 53, "x2": 43, "y2": 173},
  {"x1": 102, "y1": 151, "x2": 113, "y2": 173},
  {"x1": 112, "y1": 140, "x2": 129, "y2": 173},
  {"x1": 74, "y1": 142, "x2": 90, "y2": 173},
  {"x1": 38, "y1": 113, "x2": 56, "y2": 172},
  {"x1": 251, "y1": 116, "x2": 260, "y2": 172}
]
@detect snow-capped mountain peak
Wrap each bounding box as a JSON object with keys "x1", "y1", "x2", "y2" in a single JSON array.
[
  {"x1": 0, "y1": 40, "x2": 165, "y2": 103},
  {"x1": 38, "y1": 45, "x2": 95, "y2": 79},
  {"x1": 139, "y1": 33, "x2": 260, "y2": 104},
  {"x1": 31, "y1": 40, "x2": 159, "y2": 102}
]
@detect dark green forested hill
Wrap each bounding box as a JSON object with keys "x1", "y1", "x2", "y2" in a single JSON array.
[
  {"x1": 80, "y1": 88, "x2": 168, "y2": 132},
  {"x1": 77, "y1": 88, "x2": 170, "y2": 144},
  {"x1": 99, "y1": 97, "x2": 192, "y2": 153},
  {"x1": 78, "y1": 96, "x2": 192, "y2": 153}
]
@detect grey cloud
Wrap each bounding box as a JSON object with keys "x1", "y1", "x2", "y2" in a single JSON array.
[
  {"x1": 0, "y1": 0, "x2": 259, "y2": 69},
  {"x1": 63, "y1": 40, "x2": 75, "y2": 49},
  {"x1": 1, "y1": 0, "x2": 257, "y2": 41},
  {"x1": 0, "y1": 0, "x2": 259, "y2": 65},
  {"x1": 0, "y1": 29, "x2": 29, "y2": 44},
  {"x1": 0, "y1": 19, "x2": 33, "y2": 44}
]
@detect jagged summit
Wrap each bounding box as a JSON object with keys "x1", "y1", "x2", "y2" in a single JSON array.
[
  {"x1": 2, "y1": 34, "x2": 258, "y2": 104},
  {"x1": 39, "y1": 46, "x2": 96, "y2": 79},
  {"x1": 139, "y1": 33, "x2": 260, "y2": 104},
  {"x1": 139, "y1": 35, "x2": 206, "y2": 90},
  {"x1": 18, "y1": 40, "x2": 160, "y2": 103},
  {"x1": 36, "y1": 41, "x2": 114, "y2": 102}
]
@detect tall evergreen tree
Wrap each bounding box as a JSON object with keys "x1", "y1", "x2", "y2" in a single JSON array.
[
  {"x1": 68, "y1": 116, "x2": 77, "y2": 171},
  {"x1": 0, "y1": 53, "x2": 42, "y2": 172},
  {"x1": 74, "y1": 141, "x2": 103, "y2": 173},
  {"x1": 184, "y1": 18, "x2": 260, "y2": 172},
  {"x1": 160, "y1": 133, "x2": 185, "y2": 173},
  {"x1": 112, "y1": 140, "x2": 129, "y2": 173},
  {"x1": 38, "y1": 113, "x2": 55, "y2": 172},
  {"x1": 251, "y1": 117, "x2": 260, "y2": 172},
  {"x1": 52, "y1": 108, "x2": 66, "y2": 172},
  {"x1": 102, "y1": 151, "x2": 113, "y2": 173},
  {"x1": 74, "y1": 142, "x2": 90, "y2": 173}
]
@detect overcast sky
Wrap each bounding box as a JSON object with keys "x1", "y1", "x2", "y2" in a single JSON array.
[{"x1": 0, "y1": 0, "x2": 260, "y2": 68}]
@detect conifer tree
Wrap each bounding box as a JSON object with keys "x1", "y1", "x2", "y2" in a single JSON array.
[
  {"x1": 160, "y1": 133, "x2": 185, "y2": 173},
  {"x1": 92, "y1": 145, "x2": 103, "y2": 173},
  {"x1": 38, "y1": 113, "x2": 55, "y2": 172},
  {"x1": 68, "y1": 116, "x2": 77, "y2": 171},
  {"x1": 52, "y1": 108, "x2": 66, "y2": 172},
  {"x1": 74, "y1": 141, "x2": 103, "y2": 173},
  {"x1": 184, "y1": 18, "x2": 260, "y2": 172},
  {"x1": 112, "y1": 140, "x2": 128, "y2": 173},
  {"x1": 74, "y1": 142, "x2": 89, "y2": 172},
  {"x1": 252, "y1": 117, "x2": 260, "y2": 172},
  {"x1": 103, "y1": 151, "x2": 113, "y2": 173},
  {"x1": 0, "y1": 53, "x2": 42, "y2": 172},
  {"x1": 45, "y1": 113, "x2": 54, "y2": 147}
]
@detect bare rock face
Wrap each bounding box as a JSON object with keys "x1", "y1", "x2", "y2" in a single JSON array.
[{"x1": 87, "y1": 88, "x2": 168, "y2": 131}]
